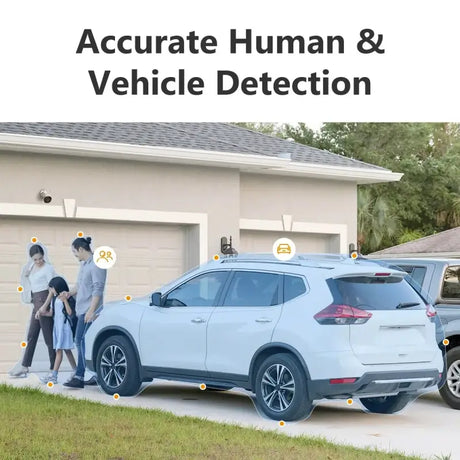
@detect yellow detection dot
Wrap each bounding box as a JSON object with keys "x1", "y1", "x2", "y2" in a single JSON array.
[
  {"x1": 125, "y1": 295, "x2": 132, "y2": 302},
  {"x1": 77, "y1": 231, "x2": 84, "y2": 237},
  {"x1": 20, "y1": 341, "x2": 27, "y2": 349},
  {"x1": 17, "y1": 286, "x2": 24, "y2": 293},
  {"x1": 113, "y1": 393, "x2": 120, "y2": 400},
  {"x1": 279, "y1": 420, "x2": 286, "y2": 427},
  {"x1": 443, "y1": 339, "x2": 450, "y2": 346},
  {"x1": 31, "y1": 237, "x2": 38, "y2": 243},
  {"x1": 200, "y1": 383, "x2": 206, "y2": 391},
  {"x1": 213, "y1": 254, "x2": 220, "y2": 261},
  {"x1": 350, "y1": 251, "x2": 358, "y2": 260},
  {"x1": 47, "y1": 382, "x2": 54, "y2": 388},
  {"x1": 347, "y1": 399, "x2": 353, "y2": 405}
]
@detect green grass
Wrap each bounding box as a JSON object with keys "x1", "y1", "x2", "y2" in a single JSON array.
[{"x1": 0, "y1": 384, "x2": 422, "y2": 460}]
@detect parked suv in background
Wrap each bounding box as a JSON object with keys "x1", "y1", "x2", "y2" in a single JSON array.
[
  {"x1": 85, "y1": 254, "x2": 443, "y2": 421},
  {"x1": 375, "y1": 258, "x2": 460, "y2": 409}
]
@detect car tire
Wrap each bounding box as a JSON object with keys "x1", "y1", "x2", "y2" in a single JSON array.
[
  {"x1": 359, "y1": 393, "x2": 415, "y2": 414},
  {"x1": 439, "y1": 347, "x2": 460, "y2": 410},
  {"x1": 254, "y1": 353, "x2": 313, "y2": 421},
  {"x1": 96, "y1": 335, "x2": 142, "y2": 396}
]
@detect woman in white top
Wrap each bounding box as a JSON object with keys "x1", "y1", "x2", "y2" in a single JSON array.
[{"x1": 10, "y1": 244, "x2": 57, "y2": 377}]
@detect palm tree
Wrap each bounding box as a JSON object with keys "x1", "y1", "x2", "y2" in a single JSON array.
[{"x1": 357, "y1": 188, "x2": 400, "y2": 254}]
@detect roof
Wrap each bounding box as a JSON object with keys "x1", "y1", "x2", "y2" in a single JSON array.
[
  {"x1": 0, "y1": 122, "x2": 383, "y2": 169},
  {"x1": 0, "y1": 123, "x2": 402, "y2": 184},
  {"x1": 369, "y1": 227, "x2": 460, "y2": 258}
]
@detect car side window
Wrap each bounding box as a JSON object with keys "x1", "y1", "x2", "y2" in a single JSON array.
[
  {"x1": 222, "y1": 271, "x2": 281, "y2": 307},
  {"x1": 284, "y1": 275, "x2": 307, "y2": 302},
  {"x1": 164, "y1": 271, "x2": 228, "y2": 307},
  {"x1": 442, "y1": 266, "x2": 460, "y2": 300},
  {"x1": 396, "y1": 265, "x2": 427, "y2": 290}
]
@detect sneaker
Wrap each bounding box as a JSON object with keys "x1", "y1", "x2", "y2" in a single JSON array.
[
  {"x1": 9, "y1": 367, "x2": 28, "y2": 378},
  {"x1": 41, "y1": 375, "x2": 58, "y2": 385},
  {"x1": 65, "y1": 371, "x2": 77, "y2": 384},
  {"x1": 84, "y1": 375, "x2": 98, "y2": 386},
  {"x1": 63, "y1": 377, "x2": 84, "y2": 389},
  {"x1": 40, "y1": 374, "x2": 54, "y2": 384}
]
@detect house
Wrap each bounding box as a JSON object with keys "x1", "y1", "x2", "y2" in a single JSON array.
[
  {"x1": 0, "y1": 122, "x2": 401, "y2": 372},
  {"x1": 369, "y1": 226, "x2": 460, "y2": 259}
]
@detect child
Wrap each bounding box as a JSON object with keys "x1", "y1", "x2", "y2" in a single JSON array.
[{"x1": 41, "y1": 276, "x2": 77, "y2": 384}]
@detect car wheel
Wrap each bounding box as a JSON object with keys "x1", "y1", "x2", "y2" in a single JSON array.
[
  {"x1": 96, "y1": 335, "x2": 142, "y2": 396},
  {"x1": 255, "y1": 353, "x2": 313, "y2": 421},
  {"x1": 359, "y1": 393, "x2": 415, "y2": 414},
  {"x1": 439, "y1": 347, "x2": 460, "y2": 409}
]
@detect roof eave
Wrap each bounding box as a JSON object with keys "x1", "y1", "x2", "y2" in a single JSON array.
[
  {"x1": 367, "y1": 252, "x2": 460, "y2": 259},
  {"x1": 0, "y1": 133, "x2": 402, "y2": 184}
]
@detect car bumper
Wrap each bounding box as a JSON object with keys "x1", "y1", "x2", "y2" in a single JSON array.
[{"x1": 308, "y1": 369, "x2": 441, "y2": 400}]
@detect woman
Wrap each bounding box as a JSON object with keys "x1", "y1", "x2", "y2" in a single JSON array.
[{"x1": 10, "y1": 243, "x2": 57, "y2": 377}]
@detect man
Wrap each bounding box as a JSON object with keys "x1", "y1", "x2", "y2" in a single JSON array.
[{"x1": 64, "y1": 236, "x2": 107, "y2": 388}]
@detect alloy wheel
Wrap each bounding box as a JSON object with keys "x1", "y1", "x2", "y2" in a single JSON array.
[
  {"x1": 100, "y1": 344, "x2": 127, "y2": 388},
  {"x1": 261, "y1": 364, "x2": 295, "y2": 412},
  {"x1": 447, "y1": 359, "x2": 460, "y2": 397}
]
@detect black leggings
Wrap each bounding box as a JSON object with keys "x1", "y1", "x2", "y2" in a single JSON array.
[{"x1": 22, "y1": 290, "x2": 55, "y2": 370}]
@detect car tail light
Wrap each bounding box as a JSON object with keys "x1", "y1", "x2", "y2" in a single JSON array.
[
  {"x1": 314, "y1": 304, "x2": 372, "y2": 325},
  {"x1": 330, "y1": 378, "x2": 357, "y2": 384},
  {"x1": 426, "y1": 303, "x2": 437, "y2": 321}
]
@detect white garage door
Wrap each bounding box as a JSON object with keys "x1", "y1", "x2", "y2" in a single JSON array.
[
  {"x1": 0, "y1": 218, "x2": 187, "y2": 373},
  {"x1": 240, "y1": 230, "x2": 340, "y2": 254}
]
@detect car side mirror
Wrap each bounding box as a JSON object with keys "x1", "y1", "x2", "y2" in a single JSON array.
[{"x1": 150, "y1": 292, "x2": 162, "y2": 307}]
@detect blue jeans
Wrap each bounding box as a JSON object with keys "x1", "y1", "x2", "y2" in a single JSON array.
[{"x1": 75, "y1": 314, "x2": 91, "y2": 379}]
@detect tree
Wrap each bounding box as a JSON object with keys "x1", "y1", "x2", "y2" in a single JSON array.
[
  {"x1": 357, "y1": 188, "x2": 400, "y2": 254},
  {"x1": 235, "y1": 122, "x2": 460, "y2": 252}
]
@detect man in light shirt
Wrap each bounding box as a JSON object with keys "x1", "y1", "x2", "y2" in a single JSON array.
[{"x1": 63, "y1": 237, "x2": 107, "y2": 389}]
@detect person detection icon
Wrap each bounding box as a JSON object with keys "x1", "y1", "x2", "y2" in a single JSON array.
[{"x1": 93, "y1": 246, "x2": 117, "y2": 269}]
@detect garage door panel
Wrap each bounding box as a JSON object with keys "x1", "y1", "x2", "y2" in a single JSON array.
[
  {"x1": 240, "y1": 230, "x2": 339, "y2": 254},
  {"x1": 0, "y1": 218, "x2": 188, "y2": 373}
]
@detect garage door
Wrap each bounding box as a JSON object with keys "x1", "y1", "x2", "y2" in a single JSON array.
[
  {"x1": 240, "y1": 230, "x2": 340, "y2": 254},
  {"x1": 0, "y1": 218, "x2": 187, "y2": 373}
]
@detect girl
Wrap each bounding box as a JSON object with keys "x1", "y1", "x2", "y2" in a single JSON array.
[{"x1": 41, "y1": 276, "x2": 77, "y2": 384}]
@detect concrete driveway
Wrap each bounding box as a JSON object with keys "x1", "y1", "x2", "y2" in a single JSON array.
[{"x1": 1, "y1": 372, "x2": 457, "y2": 459}]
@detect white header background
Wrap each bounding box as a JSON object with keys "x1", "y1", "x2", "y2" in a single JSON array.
[{"x1": 1, "y1": 0, "x2": 459, "y2": 123}]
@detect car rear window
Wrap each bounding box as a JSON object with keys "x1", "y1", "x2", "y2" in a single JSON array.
[
  {"x1": 392, "y1": 265, "x2": 427, "y2": 290},
  {"x1": 328, "y1": 276, "x2": 425, "y2": 311}
]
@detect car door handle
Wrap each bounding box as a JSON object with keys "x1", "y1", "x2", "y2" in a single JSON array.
[
  {"x1": 191, "y1": 318, "x2": 206, "y2": 324},
  {"x1": 255, "y1": 318, "x2": 272, "y2": 323}
]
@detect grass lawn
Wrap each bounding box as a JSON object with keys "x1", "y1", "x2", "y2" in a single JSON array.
[{"x1": 0, "y1": 384, "x2": 423, "y2": 460}]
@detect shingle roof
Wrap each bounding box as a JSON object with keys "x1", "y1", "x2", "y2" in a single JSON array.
[
  {"x1": 371, "y1": 227, "x2": 460, "y2": 255},
  {"x1": 0, "y1": 122, "x2": 387, "y2": 171}
]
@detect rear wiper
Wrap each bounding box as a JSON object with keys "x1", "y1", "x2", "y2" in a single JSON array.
[{"x1": 395, "y1": 302, "x2": 421, "y2": 309}]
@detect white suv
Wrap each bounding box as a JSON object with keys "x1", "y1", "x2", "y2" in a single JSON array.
[{"x1": 85, "y1": 254, "x2": 443, "y2": 421}]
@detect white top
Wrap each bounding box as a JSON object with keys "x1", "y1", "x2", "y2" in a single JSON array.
[{"x1": 27, "y1": 263, "x2": 56, "y2": 292}]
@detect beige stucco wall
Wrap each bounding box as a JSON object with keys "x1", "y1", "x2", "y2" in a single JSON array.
[
  {"x1": 1, "y1": 151, "x2": 241, "y2": 257},
  {"x1": 240, "y1": 173, "x2": 357, "y2": 246}
]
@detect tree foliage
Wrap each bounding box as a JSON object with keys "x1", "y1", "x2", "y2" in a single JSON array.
[{"x1": 235, "y1": 122, "x2": 460, "y2": 253}]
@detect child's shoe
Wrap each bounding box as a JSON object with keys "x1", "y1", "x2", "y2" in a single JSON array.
[{"x1": 41, "y1": 371, "x2": 58, "y2": 384}]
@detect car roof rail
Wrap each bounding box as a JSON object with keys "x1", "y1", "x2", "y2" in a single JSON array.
[{"x1": 218, "y1": 253, "x2": 342, "y2": 268}]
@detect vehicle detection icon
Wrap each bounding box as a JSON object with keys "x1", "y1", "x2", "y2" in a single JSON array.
[{"x1": 273, "y1": 238, "x2": 296, "y2": 261}]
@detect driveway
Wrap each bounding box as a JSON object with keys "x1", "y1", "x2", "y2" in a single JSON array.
[{"x1": 1, "y1": 372, "x2": 456, "y2": 459}]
